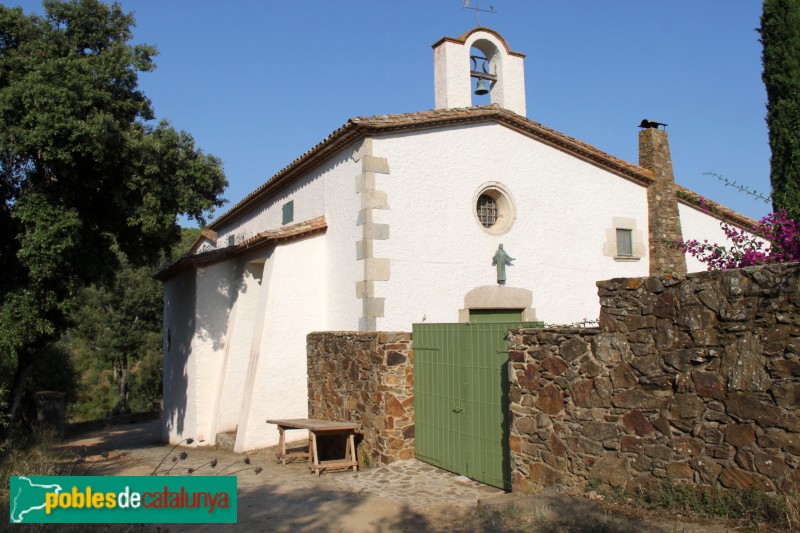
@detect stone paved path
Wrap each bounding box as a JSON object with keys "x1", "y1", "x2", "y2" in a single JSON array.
[{"x1": 332, "y1": 459, "x2": 502, "y2": 508}]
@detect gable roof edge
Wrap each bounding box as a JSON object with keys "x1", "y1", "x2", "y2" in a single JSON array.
[
  {"x1": 208, "y1": 105, "x2": 754, "y2": 234},
  {"x1": 675, "y1": 186, "x2": 758, "y2": 230},
  {"x1": 432, "y1": 27, "x2": 526, "y2": 58},
  {"x1": 492, "y1": 112, "x2": 653, "y2": 187},
  {"x1": 157, "y1": 216, "x2": 327, "y2": 282}
]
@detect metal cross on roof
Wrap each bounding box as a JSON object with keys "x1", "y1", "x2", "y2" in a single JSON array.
[{"x1": 463, "y1": 0, "x2": 497, "y2": 27}]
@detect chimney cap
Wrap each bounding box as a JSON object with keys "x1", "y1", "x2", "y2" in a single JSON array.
[{"x1": 639, "y1": 119, "x2": 668, "y2": 130}]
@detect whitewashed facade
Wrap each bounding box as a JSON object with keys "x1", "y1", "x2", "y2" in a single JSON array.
[{"x1": 158, "y1": 29, "x2": 755, "y2": 451}]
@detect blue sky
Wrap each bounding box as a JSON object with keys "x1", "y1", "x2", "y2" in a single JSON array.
[{"x1": 8, "y1": 0, "x2": 771, "y2": 223}]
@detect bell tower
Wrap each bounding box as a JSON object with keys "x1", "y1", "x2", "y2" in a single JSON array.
[{"x1": 432, "y1": 28, "x2": 526, "y2": 115}]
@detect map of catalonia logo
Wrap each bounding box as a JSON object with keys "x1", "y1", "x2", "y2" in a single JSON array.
[{"x1": 10, "y1": 476, "x2": 237, "y2": 523}]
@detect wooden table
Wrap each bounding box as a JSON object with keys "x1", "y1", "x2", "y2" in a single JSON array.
[{"x1": 266, "y1": 418, "x2": 359, "y2": 476}]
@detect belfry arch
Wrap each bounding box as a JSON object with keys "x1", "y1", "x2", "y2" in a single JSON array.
[{"x1": 433, "y1": 28, "x2": 527, "y2": 115}]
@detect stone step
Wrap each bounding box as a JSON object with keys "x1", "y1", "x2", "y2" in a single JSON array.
[{"x1": 215, "y1": 431, "x2": 236, "y2": 451}]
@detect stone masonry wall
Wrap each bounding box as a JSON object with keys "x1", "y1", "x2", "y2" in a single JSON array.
[
  {"x1": 307, "y1": 332, "x2": 414, "y2": 467},
  {"x1": 508, "y1": 263, "x2": 800, "y2": 494}
]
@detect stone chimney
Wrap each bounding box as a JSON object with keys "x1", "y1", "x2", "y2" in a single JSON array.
[{"x1": 639, "y1": 126, "x2": 687, "y2": 276}]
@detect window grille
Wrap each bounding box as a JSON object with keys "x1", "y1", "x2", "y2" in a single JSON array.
[{"x1": 477, "y1": 194, "x2": 498, "y2": 228}]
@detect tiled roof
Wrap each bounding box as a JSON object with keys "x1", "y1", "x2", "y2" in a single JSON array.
[
  {"x1": 208, "y1": 104, "x2": 756, "y2": 234},
  {"x1": 156, "y1": 216, "x2": 326, "y2": 281}
]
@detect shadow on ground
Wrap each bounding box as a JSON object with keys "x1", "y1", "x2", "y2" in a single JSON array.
[
  {"x1": 209, "y1": 482, "x2": 436, "y2": 533},
  {"x1": 4, "y1": 420, "x2": 746, "y2": 533},
  {"x1": 60, "y1": 421, "x2": 164, "y2": 458}
]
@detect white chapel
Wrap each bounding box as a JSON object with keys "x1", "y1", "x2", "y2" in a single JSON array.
[{"x1": 157, "y1": 28, "x2": 754, "y2": 451}]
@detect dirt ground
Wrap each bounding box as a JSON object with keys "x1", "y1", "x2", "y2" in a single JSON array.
[{"x1": 57, "y1": 420, "x2": 751, "y2": 532}]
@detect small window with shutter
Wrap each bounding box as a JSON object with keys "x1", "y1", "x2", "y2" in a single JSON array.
[
  {"x1": 282, "y1": 200, "x2": 294, "y2": 225},
  {"x1": 616, "y1": 228, "x2": 633, "y2": 257}
]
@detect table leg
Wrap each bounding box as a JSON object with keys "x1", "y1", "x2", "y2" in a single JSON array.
[
  {"x1": 277, "y1": 427, "x2": 286, "y2": 465},
  {"x1": 307, "y1": 432, "x2": 313, "y2": 471},
  {"x1": 310, "y1": 431, "x2": 320, "y2": 476},
  {"x1": 348, "y1": 433, "x2": 357, "y2": 473}
]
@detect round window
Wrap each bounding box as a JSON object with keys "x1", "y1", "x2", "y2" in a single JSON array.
[{"x1": 472, "y1": 182, "x2": 516, "y2": 235}]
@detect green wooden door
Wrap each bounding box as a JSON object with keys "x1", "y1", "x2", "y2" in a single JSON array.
[{"x1": 413, "y1": 321, "x2": 540, "y2": 490}]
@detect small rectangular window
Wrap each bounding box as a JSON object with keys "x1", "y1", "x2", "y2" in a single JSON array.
[
  {"x1": 282, "y1": 200, "x2": 294, "y2": 225},
  {"x1": 616, "y1": 228, "x2": 633, "y2": 257}
]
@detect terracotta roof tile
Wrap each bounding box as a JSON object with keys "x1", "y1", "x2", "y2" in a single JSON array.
[{"x1": 156, "y1": 216, "x2": 326, "y2": 281}]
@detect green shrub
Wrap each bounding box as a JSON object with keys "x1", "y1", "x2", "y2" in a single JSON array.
[{"x1": 631, "y1": 478, "x2": 799, "y2": 531}]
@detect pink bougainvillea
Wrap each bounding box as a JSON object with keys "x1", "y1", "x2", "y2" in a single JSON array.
[{"x1": 676, "y1": 209, "x2": 800, "y2": 270}]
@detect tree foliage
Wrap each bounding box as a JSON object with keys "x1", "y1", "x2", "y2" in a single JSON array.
[
  {"x1": 65, "y1": 228, "x2": 200, "y2": 419},
  {"x1": 68, "y1": 248, "x2": 161, "y2": 414},
  {"x1": 0, "y1": 0, "x2": 226, "y2": 429},
  {"x1": 760, "y1": 0, "x2": 800, "y2": 220}
]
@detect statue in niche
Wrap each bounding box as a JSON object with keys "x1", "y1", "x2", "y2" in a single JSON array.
[{"x1": 492, "y1": 244, "x2": 514, "y2": 286}]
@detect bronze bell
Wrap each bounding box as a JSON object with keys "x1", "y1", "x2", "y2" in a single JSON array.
[{"x1": 474, "y1": 79, "x2": 489, "y2": 96}]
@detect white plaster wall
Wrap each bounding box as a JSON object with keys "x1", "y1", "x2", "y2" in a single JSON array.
[
  {"x1": 175, "y1": 145, "x2": 361, "y2": 450},
  {"x1": 324, "y1": 146, "x2": 366, "y2": 331},
  {"x1": 678, "y1": 202, "x2": 743, "y2": 273},
  {"x1": 189, "y1": 261, "x2": 238, "y2": 445},
  {"x1": 434, "y1": 40, "x2": 471, "y2": 110},
  {"x1": 212, "y1": 147, "x2": 359, "y2": 330},
  {"x1": 212, "y1": 169, "x2": 325, "y2": 249},
  {"x1": 236, "y1": 235, "x2": 328, "y2": 451},
  {"x1": 195, "y1": 239, "x2": 215, "y2": 254},
  {"x1": 372, "y1": 123, "x2": 651, "y2": 327},
  {"x1": 162, "y1": 270, "x2": 196, "y2": 444},
  {"x1": 231, "y1": 248, "x2": 275, "y2": 451},
  {"x1": 210, "y1": 260, "x2": 265, "y2": 437}
]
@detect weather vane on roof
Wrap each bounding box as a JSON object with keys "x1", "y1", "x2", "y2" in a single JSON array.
[{"x1": 463, "y1": 0, "x2": 496, "y2": 27}]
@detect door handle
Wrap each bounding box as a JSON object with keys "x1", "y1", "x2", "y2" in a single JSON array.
[{"x1": 453, "y1": 407, "x2": 463, "y2": 413}]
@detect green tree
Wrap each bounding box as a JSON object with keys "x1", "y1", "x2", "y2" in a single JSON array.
[
  {"x1": 760, "y1": 0, "x2": 800, "y2": 219},
  {"x1": 65, "y1": 227, "x2": 200, "y2": 419},
  {"x1": 0, "y1": 1, "x2": 226, "y2": 433},
  {"x1": 68, "y1": 248, "x2": 161, "y2": 414}
]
